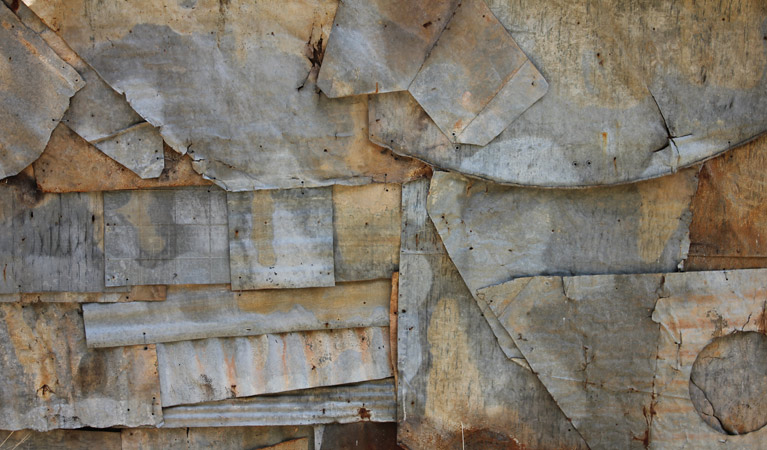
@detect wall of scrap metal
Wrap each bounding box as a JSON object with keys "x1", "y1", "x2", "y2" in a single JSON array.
[{"x1": 1, "y1": 0, "x2": 766, "y2": 448}]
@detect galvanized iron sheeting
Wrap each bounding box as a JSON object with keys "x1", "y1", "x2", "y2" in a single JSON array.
[
  {"x1": 156, "y1": 327, "x2": 393, "y2": 407},
  {"x1": 121, "y1": 426, "x2": 314, "y2": 450},
  {"x1": 0, "y1": 302, "x2": 162, "y2": 431},
  {"x1": 103, "y1": 187, "x2": 230, "y2": 286},
  {"x1": 227, "y1": 188, "x2": 334, "y2": 290},
  {"x1": 162, "y1": 379, "x2": 395, "y2": 428},
  {"x1": 83, "y1": 281, "x2": 390, "y2": 348}
]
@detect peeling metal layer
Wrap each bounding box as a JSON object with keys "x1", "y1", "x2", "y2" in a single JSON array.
[
  {"x1": 316, "y1": 0, "x2": 457, "y2": 98},
  {"x1": 370, "y1": 0, "x2": 767, "y2": 187},
  {"x1": 104, "y1": 187, "x2": 229, "y2": 286},
  {"x1": 0, "y1": 177, "x2": 109, "y2": 294},
  {"x1": 162, "y1": 379, "x2": 395, "y2": 428},
  {"x1": 8, "y1": 1, "x2": 164, "y2": 179},
  {"x1": 157, "y1": 327, "x2": 393, "y2": 407},
  {"x1": 0, "y1": 3, "x2": 84, "y2": 180},
  {"x1": 121, "y1": 426, "x2": 314, "y2": 450},
  {"x1": 0, "y1": 285, "x2": 166, "y2": 304},
  {"x1": 83, "y1": 281, "x2": 390, "y2": 348},
  {"x1": 34, "y1": 125, "x2": 211, "y2": 193},
  {"x1": 333, "y1": 184, "x2": 401, "y2": 282},
  {"x1": 27, "y1": 0, "x2": 428, "y2": 191},
  {"x1": 227, "y1": 188, "x2": 334, "y2": 290},
  {"x1": 408, "y1": 0, "x2": 547, "y2": 146},
  {"x1": 0, "y1": 303, "x2": 162, "y2": 431},
  {"x1": 686, "y1": 134, "x2": 767, "y2": 271},
  {"x1": 396, "y1": 179, "x2": 588, "y2": 450},
  {"x1": 0, "y1": 429, "x2": 121, "y2": 450}
]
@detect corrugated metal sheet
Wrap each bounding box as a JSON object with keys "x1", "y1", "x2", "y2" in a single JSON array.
[
  {"x1": 103, "y1": 187, "x2": 230, "y2": 286},
  {"x1": 156, "y1": 327, "x2": 393, "y2": 407},
  {"x1": 26, "y1": 0, "x2": 428, "y2": 191},
  {"x1": 370, "y1": 0, "x2": 767, "y2": 187},
  {"x1": 162, "y1": 379, "x2": 395, "y2": 428},
  {"x1": 332, "y1": 183, "x2": 401, "y2": 283},
  {"x1": 227, "y1": 188, "x2": 335, "y2": 290},
  {"x1": 0, "y1": 302, "x2": 162, "y2": 431},
  {"x1": 396, "y1": 179, "x2": 588, "y2": 450},
  {"x1": 121, "y1": 426, "x2": 314, "y2": 450},
  {"x1": 0, "y1": 285, "x2": 165, "y2": 304},
  {"x1": 83, "y1": 281, "x2": 390, "y2": 348},
  {"x1": 0, "y1": 429, "x2": 121, "y2": 450},
  {"x1": 0, "y1": 3, "x2": 84, "y2": 180}
]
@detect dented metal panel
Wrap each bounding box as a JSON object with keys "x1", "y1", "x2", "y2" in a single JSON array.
[
  {"x1": 103, "y1": 187, "x2": 230, "y2": 286},
  {"x1": 371, "y1": 0, "x2": 767, "y2": 187},
  {"x1": 83, "y1": 281, "x2": 390, "y2": 348},
  {"x1": 0, "y1": 3, "x2": 84, "y2": 180},
  {"x1": 333, "y1": 184, "x2": 401, "y2": 282},
  {"x1": 227, "y1": 188, "x2": 334, "y2": 290},
  {"x1": 34, "y1": 125, "x2": 211, "y2": 193},
  {"x1": 27, "y1": 0, "x2": 428, "y2": 191},
  {"x1": 0, "y1": 429, "x2": 122, "y2": 450},
  {"x1": 162, "y1": 379, "x2": 395, "y2": 428},
  {"x1": 0, "y1": 303, "x2": 162, "y2": 431},
  {"x1": 121, "y1": 426, "x2": 314, "y2": 450},
  {"x1": 396, "y1": 179, "x2": 587, "y2": 449},
  {"x1": 156, "y1": 327, "x2": 393, "y2": 407}
]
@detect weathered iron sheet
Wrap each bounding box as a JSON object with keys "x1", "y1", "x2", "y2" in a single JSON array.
[
  {"x1": 396, "y1": 179, "x2": 587, "y2": 449},
  {"x1": 104, "y1": 187, "x2": 229, "y2": 286},
  {"x1": 316, "y1": 0, "x2": 457, "y2": 98},
  {"x1": 686, "y1": 134, "x2": 767, "y2": 271},
  {"x1": 317, "y1": 423, "x2": 398, "y2": 450},
  {"x1": 408, "y1": 0, "x2": 547, "y2": 146},
  {"x1": 333, "y1": 184, "x2": 401, "y2": 282},
  {"x1": 0, "y1": 3, "x2": 84, "y2": 180},
  {"x1": 8, "y1": 1, "x2": 164, "y2": 179},
  {"x1": 27, "y1": 0, "x2": 428, "y2": 191},
  {"x1": 34, "y1": 124, "x2": 211, "y2": 193},
  {"x1": 121, "y1": 426, "x2": 313, "y2": 450},
  {"x1": 263, "y1": 438, "x2": 310, "y2": 450},
  {"x1": 0, "y1": 285, "x2": 166, "y2": 304},
  {"x1": 0, "y1": 302, "x2": 162, "y2": 431},
  {"x1": 227, "y1": 188, "x2": 334, "y2": 290},
  {"x1": 162, "y1": 379, "x2": 395, "y2": 428},
  {"x1": 83, "y1": 281, "x2": 390, "y2": 348},
  {"x1": 478, "y1": 275, "x2": 662, "y2": 450},
  {"x1": 0, "y1": 176, "x2": 109, "y2": 294},
  {"x1": 156, "y1": 327, "x2": 393, "y2": 407},
  {"x1": 0, "y1": 429, "x2": 121, "y2": 450},
  {"x1": 389, "y1": 273, "x2": 398, "y2": 386},
  {"x1": 370, "y1": 0, "x2": 767, "y2": 187}
]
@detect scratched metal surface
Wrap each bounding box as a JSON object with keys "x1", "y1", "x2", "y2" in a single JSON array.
[
  {"x1": 0, "y1": 3, "x2": 84, "y2": 180},
  {"x1": 162, "y1": 379, "x2": 395, "y2": 427},
  {"x1": 0, "y1": 302, "x2": 162, "y2": 431},
  {"x1": 121, "y1": 426, "x2": 314, "y2": 450},
  {"x1": 227, "y1": 188, "x2": 334, "y2": 290},
  {"x1": 103, "y1": 187, "x2": 230, "y2": 286},
  {"x1": 83, "y1": 281, "x2": 390, "y2": 348},
  {"x1": 156, "y1": 326, "x2": 393, "y2": 407}
]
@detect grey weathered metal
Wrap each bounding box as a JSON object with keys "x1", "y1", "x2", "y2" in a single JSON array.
[
  {"x1": 103, "y1": 187, "x2": 230, "y2": 286},
  {"x1": 156, "y1": 327, "x2": 393, "y2": 407},
  {"x1": 0, "y1": 3, "x2": 84, "y2": 180},
  {"x1": 83, "y1": 281, "x2": 390, "y2": 348},
  {"x1": 227, "y1": 188, "x2": 334, "y2": 290},
  {"x1": 0, "y1": 285, "x2": 165, "y2": 304},
  {"x1": 121, "y1": 426, "x2": 314, "y2": 450},
  {"x1": 162, "y1": 379, "x2": 395, "y2": 428}
]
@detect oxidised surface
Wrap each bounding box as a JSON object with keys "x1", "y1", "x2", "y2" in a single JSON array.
[
  {"x1": 121, "y1": 426, "x2": 314, "y2": 450},
  {"x1": 0, "y1": 429, "x2": 122, "y2": 450}
]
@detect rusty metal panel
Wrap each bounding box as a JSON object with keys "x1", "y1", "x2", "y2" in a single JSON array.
[
  {"x1": 0, "y1": 3, "x2": 84, "y2": 180},
  {"x1": 396, "y1": 179, "x2": 588, "y2": 449},
  {"x1": 317, "y1": 423, "x2": 398, "y2": 450},
  {"x1": 34, "y1": 125, "x2": 211, "y2": 193},
  {"x1": 333, "y1": 184, "x2": 401, "y2": 282},
  {"x1": 162, "y1": 379, "x2": 395, "y2": 428},
  {"x1": 370, "y1": 0, "x2": 767, "y2": 187},
  {"x1": 263, "y1": 438, "x2": 310, "y2": 450},
  {"x1": 156, "y1": 327, "x2": 393, "y2": 407},
  {"x1": 0, "y1": 177, "x2": 110, "y2": 294},
  {"x1": 686, "y1": 134, "x2": 767, "y2": 271},
  {"x1": 0, "y1": 429, "x2": 121, "y2": 450},
  {"x1": 227, "y1": 188, "x2": 334, "y2": 290},
  {"x1": 26, "y1": 0, "x2": 428, "y2": 191},
  {"x1": 316, "y1": 0, "x2": 457, "y2": 98},
  {"x1": 121, "y1": 426, "x2": 314, "y2": 450},
  {"x1": 0, "y1": 285, "x2": 166, "y2": 304},
  {"x1": 103, "y1": 187, "x2": 229, "y2": 286},
  {"x1": 0, "y1": 302, "x2": 162, "y2": 431},
  {"x1": 83, "y1": 281, "x2": 390, "y2": 348}
]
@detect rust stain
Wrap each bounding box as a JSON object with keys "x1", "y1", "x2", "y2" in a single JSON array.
[
  {"x1": 758, "y1": 301, "x2": 767, "y2": 335},
  {"x1": 358, "y1": 407, "x2": 372, "y2": 420},
  {"x1": 390, "y1": 272, "x2": 399, "y2": 387},
  {"x1": 250, "y1": 190, "x2": 277, "y2": 267}
]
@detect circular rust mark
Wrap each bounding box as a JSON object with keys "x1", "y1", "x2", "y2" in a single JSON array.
[{"x1": 689, "y1": 331, "x2": 767, "y2": 435}]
